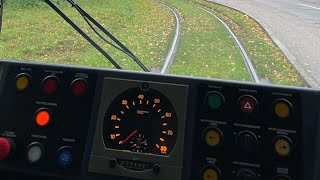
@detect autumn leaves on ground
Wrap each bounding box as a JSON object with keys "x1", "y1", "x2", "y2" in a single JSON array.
[{"x1": 0, "y1": 0, "x2": 305, "y2": 86}]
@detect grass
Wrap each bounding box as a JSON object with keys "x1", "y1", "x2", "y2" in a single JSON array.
[
  {"x1": 0, "y1": 0, "x2": 175, "y2": 71},
  {"x1": 193, "y1": 0, "x2": 305, "y2": 86},
  {"x1": 0, "y1": 0, "x2": 306, "y2": 87},
  {"x1": 164, "y1": 0, "x2": 252, "y2": 81}
]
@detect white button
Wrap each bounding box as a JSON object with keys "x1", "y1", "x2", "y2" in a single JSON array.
[{"x1": 27, "y1": 143, "x2": 42, "y2": 163}]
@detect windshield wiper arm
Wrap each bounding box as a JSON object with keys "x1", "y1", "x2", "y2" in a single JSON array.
[
  {"x1": 45, "y1": 0, "x2": 122, "y2": 69},
  {"x1": 0, "y1": 0, "x2": 4, "y2": 33},
  {"x1": 66, "y1": 0, "x2": 149, "y2": 72}
]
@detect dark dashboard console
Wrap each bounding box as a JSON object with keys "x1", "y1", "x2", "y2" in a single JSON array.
[{"x1": 0, "y1": 60, "x2": 319, "y2": 180}]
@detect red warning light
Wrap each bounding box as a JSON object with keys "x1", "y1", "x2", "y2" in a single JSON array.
[
  {"x1": 42, "y1": 76, "x2": 58, "y2": 94},
  {"x1": 0, "y1": 138, "x2": 11, "y2": 161},
  {"x1": 239, "y1": 96, "x2": 257, "y2": 113},
  {"x1": 35, "y1": 109, "x2": 50, "y2": 127},
  {"x1": 70, "y1": 78, "x2": 87, "y2": 96}
]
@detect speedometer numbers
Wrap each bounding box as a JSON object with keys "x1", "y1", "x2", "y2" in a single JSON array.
[
  {"x1": 89, "y1": 79, "x2": 187, "y2": 179},
  {"x1": 103, "y1": 88, "x2": 178, "y2": 156}
]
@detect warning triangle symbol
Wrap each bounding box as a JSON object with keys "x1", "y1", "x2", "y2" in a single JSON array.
[{"x1": 244, "y1": 102, "x2": 252, "y2": 109}]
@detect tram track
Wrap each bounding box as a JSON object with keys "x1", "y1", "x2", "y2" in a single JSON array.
[
  {"x1": 196, "y1": 5, "x2": 260, "y2": 83},
  {"x1": 158, "y1": 1, "x2": 181, "y2": 74},
  {"x1": 157, "y1": 1, "x2": 260, "y2": 83}
]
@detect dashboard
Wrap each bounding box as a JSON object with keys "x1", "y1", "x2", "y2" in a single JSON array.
[{"x1": 0, "y1": 60, "x2": 319, "y2": 180}]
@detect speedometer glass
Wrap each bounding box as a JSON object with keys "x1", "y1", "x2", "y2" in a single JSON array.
[{"x1": 103, "y1": 87, "x2": 178, "y2": 155}]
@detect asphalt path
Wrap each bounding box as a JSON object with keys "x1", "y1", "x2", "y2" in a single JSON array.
[
  {"x1": 209, "y1": 0, "x2": 320, "y2": 87},
  {"x1": 253, "y1": 0, "x2": 320, "y2": 24}
]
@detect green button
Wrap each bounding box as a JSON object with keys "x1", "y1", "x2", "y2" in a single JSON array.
[{"x1": 207, "y1": 93, "x2": 223, "y2": 110}]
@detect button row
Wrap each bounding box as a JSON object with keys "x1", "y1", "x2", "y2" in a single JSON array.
[
  {"x1": 0, "y1": 138, "x2": 72, "y2": 168},
  {"x1": 201, "y1": 166, "x2": 292, "y2": 180},
  {"x1": 202, "y1": 127, "x2": 293, "y2": 157},
  {"x1": 15, "y1": 73, "x2": 87, "y2": 96},
  {"x1": 205, "y1": 91, "x2": 292, "y2": 118},
  {"x1": 27, "y1": 143, "x2": 73, "y2": 168}
]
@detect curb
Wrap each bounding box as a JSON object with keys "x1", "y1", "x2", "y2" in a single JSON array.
[{"x1": 206, "y1": 0, "x2": 318, "y2": 88}]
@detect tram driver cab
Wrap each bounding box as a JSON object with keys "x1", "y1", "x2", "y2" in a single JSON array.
[{"x1": 0, "y1": 0, "x2": 320, "y2": 180}]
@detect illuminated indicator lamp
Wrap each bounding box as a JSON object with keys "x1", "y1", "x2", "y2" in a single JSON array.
[
  {"x1": 274, "y1": 99, "x2": 292, "y2": 118},
  {"x1": 70, "y1": 78, "x2": 87, "y2": 96},
  {"x1": 42, "y1": 76, "x2": 58, "y2": 94},
  {"x1": 0, "y1": 138, "x2": 14, "y2": 161},
  {"x1": 35, "y1": 109, "x2": 51, "y2": 127},
  {"x1": 27, "y1": 142, "x2": 43, "y2": 164},
  {"x1": 239, "y1": 96, "x2": 257, "y2": 113},
  {"x1": 203, "y1": 128, "x2": 223, "y2": 147},
  {"x1": 273, "y1": 136, "x2": 292, "y2": 157},
  {"x1": 206, "y1": 92, "x2": 224, "y2": 110},
  {"x1": 15, "y1": 73, "x2": 30, "y2": 91},
  {"x1": 58, "y1": 146, "x2": 73, "y2": 168},
  {"x1": 202, "y1": 166, "x2": 221, "y2": 180}
]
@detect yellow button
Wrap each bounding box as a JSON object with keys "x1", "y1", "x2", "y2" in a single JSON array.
[
  {"x1": 204, "y1": 129, "x2": 222, "y2": 147},
  {"x1": 16, "y1": 74, "x2": 30, "y2": 91},
  {"x1": 274, "y1": 100, "x2": 291, "y2": 118},
  {"x1": 274, "y1": 137, "x2": 292, "y2": 157},
  {"x1": 203, "y1": 168, "x2": 219, "y2": 180}
]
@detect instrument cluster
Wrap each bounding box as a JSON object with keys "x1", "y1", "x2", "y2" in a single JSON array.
[{"x1": 0, "y1": 60, "x2": 319, "y2": 180}]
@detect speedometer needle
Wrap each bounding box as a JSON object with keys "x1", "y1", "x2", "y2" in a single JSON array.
[{"x1": 119, "y1": 130, "x2": 138, "y2": 145}]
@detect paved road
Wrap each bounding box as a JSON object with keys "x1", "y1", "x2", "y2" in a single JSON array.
[{"x1": 209, "y1": 0, "x2": 320, "y2": 87}]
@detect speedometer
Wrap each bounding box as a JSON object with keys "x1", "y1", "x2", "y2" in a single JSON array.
[{"x1": 103, "y1": 87, "x2": 178, "y2": 155}]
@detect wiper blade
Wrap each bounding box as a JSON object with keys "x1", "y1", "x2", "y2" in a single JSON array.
[
  {"x1": 67, "y1": 0, "x2": 149, "y2": 72},
  {"x1": 0, "y1": 0, "x2": 4, "y2": 33},
  {"x1": 45, "y1": 0, "x2": 122, "y2": 69}
]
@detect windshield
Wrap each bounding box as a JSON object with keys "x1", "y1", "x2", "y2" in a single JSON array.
[{"x1": 0, "y1": 0, "x2": 319, "y2": 88}]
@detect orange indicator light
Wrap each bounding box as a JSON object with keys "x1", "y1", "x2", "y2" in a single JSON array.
[
  {"x1": 16, "y1": 74, "x2": 30, "y2": 91},
  {"x1": 275, "y1": 102, "x2": 290, "y2": 118},
  {"x1": 160, "y1": 138, "x2": 165, "y2": 142},
  {"x1": 274, "y1": 99, "x2": 292, "y2": 118},
  {"x1": 35, "y1": 109, "x2": 50, "y2": 126},
  {"x1": 160, "y1": 146, "x2": 167, "y2": 153}
]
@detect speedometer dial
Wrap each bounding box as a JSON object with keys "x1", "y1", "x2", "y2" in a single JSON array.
[{"x1": 103, "y1": 87, "x2": 178, "y2": 155}]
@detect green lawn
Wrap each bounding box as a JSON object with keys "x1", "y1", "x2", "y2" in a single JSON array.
[
  {"x1": 193, "y1": 0, "x2": 305, "y2": 86},
  {"x1": 164, "y1": 0, "x2": 251, "y2": 81},
  {"x1": 0, "y1": 0, "x2": 175, "y2": 71},
  {"x1": 0, "y1": 0, "x2": 305, "y2": 87}
]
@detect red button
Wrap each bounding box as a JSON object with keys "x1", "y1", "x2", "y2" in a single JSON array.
[
  {"x1": 70, "y1": 79, "x2": 87, "y2": 96},
  {"x1": 0, "y1": 138, "x2": 12, "y2": 160},
  {"x1": 35, "y1": 109, "x2": 51, "y2": 127},
  {"x1": 42, "y1": 76, "x2": 58, "y2": 94},
  {"x1": 239, "y1": 96, "x2": 257, "y2": 113}
]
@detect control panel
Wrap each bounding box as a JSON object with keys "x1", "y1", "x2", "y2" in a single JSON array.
[
  {"x1": 195, "y1": 85, "x2": 303, "y2": 180},
  {"x1": 0, "y1": 60, "x2": 319, "y2": 180}
]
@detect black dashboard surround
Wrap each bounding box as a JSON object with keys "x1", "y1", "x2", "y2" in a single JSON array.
[{"x1": 0, "y1": 60, "x2": 319, "y2": 180}]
